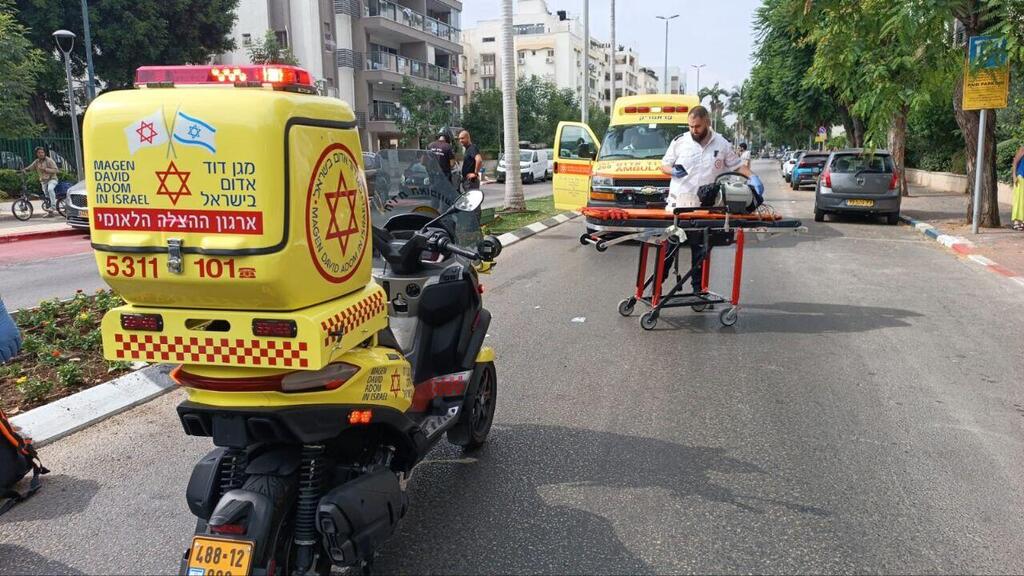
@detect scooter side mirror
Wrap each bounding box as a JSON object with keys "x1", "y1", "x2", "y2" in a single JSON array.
[
  {"x1": 454, "y1": 189, "x2": 483, "y2": 212},
  {"x1": 477, "y1": 235, "x2": 502, "y2": 261}
]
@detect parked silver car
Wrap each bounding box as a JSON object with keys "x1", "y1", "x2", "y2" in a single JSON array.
[{"x1": 814, "y1": 149, "x2": 900, "y2": 225}]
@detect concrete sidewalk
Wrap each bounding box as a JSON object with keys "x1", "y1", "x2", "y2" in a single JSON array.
[{"x1": 900, "y1": 182, "x2": 1024, "y2": 276}]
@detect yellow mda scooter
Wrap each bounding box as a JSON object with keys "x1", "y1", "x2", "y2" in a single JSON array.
[{"x1": 85, "y1": 64, "x2": 501, "y2": 575}]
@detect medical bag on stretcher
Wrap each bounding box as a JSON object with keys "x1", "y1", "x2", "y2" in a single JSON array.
[{"x1": 85, "y1": 65, "x2": 386, "y2": 371}]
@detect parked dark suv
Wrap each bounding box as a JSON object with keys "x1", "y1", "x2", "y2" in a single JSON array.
[{"x1": 814, "y1": 149, "x2": 900, "y2": 224}]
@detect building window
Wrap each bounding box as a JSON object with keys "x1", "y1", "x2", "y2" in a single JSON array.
[
  {"x1": 274, "y1": 30, "x2": 289, "y2": 48},
  {"x1": 482, "y1": 77, "x2": 495, "y2": 89},
  {"x1": 474, "y1": 82, "x2": 480, "y2": 90},
  {"x1": 242, "y1": 33, "x2": 252, "y2": 46},
  {"x1": 513, "y1": 23, "x2": 545, "y2": 35},
  {"x1": 483, "y1": 37, "x2": 495, "y2": 43},
  {"x1": 324, "y1": 22, "x2": 332, "y2": 42}
]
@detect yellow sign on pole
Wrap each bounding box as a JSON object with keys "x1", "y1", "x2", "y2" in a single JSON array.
[{"x1": 963, "y1": 36, "x2": 1010, "y2": 111}]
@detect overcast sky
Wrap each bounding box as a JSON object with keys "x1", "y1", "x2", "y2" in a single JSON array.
[{"x1": 462, "y1": 0, "x2": 763, "y2": 93}]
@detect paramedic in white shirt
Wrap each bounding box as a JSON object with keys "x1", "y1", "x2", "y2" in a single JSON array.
[{"x1": 659, "y1": 106, "x2": 764, "y2": 294}]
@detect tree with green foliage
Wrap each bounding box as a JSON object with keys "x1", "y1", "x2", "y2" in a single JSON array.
[
  {"x1": 0, "y1": 1, "x2": 43, "y2": 138},
  {"x1": 699, "y1": 82, "x2": 730, "y2": 132},
  {"x1": 395, "y1": 78, "x2": 452, "y2": 149},
  {"x1": 587, "y1": 105, "x2": 610, "y2": 140},
  {"x1": 13, "y1": 0, "x2": 238, "y2": 131},
  {"x1": 462, "y1": 89, "x2": 504, "y2": 153},
  {"x1": 248, "y1": 30, "x2": 299, "y2": 66}
]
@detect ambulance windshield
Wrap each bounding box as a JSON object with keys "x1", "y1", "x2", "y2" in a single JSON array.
[{"x1": 599, "y1": 124, "x2": 689, "y2": 160}]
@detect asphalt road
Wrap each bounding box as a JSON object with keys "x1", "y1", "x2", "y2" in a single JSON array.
[{"x1": 4, "y1": 161, "x2": 1024, "y2": 574}]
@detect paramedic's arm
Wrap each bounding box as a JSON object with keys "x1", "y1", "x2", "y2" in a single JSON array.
[
  {"x1": 660, "y1": 141, "x2": 677, "y2": 176},
  {"x1": 725, "y1": 146, "x2": 762, "y2": 196}
]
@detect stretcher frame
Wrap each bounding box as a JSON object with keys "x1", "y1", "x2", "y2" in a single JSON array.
[{"x1": 579, "y1": 207, "x2": 805, "y2": 329}]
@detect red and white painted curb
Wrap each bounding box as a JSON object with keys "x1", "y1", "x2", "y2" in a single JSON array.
[{"x1": 901, "y1": 215, "x2": 1024, "y2": 286}]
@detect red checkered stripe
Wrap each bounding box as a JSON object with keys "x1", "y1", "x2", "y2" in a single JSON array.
[
  {"x1": 321, "y1": 291, "x2": 387, "y2": 346},
  {"x1": 113, "y1": 333, "x2": 310, "y2": 368}
]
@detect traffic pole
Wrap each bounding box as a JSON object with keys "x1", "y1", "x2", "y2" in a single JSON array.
[
  {"x1": 582, "y1": 0, "x2": 589, "y2": 124},
  {"x1": 971, "y1": 109, "x2": 986, "y2": 234}
]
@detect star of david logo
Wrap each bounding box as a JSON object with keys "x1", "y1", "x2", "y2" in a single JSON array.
[
  {"x1": 324, "y1": 170, "x2": 360, "y2": 256},
  {"x1": 155, "y1": 161, "x2": 192, "y2": 206},
  {"x1": 391, "y1": 372, "x2": 401, "y2": 397},
  {"x1": 188, "y1": 124, "x2": 202, "y2": 139},
  {"x1": 135, "y1": 121, "x2": 158, "y2": 144}
]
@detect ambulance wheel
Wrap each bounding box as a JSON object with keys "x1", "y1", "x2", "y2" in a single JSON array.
[
  {"x1": 719, "y1": 307, "x2": 738, "y2": 327},
  {"x1": 595, "y1": 240, "x2": 609, "y2": 252},
  {"x1": 640, "y1": 311, "x2": 658, "y2": 330},
  {"x1": 617, "y1": 298, "x2": 636, "y2": 317}
]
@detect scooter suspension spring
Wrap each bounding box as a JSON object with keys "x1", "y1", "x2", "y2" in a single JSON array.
[
  {"x1": 219, "y1": 449, "x2": 247, "y2": 495},
  {"x1": 294, "y1": 445, "x2": 325, "y2": 572}
]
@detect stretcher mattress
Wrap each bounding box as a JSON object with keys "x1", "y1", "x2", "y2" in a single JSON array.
[{"x1": 582, "y1": 207, "x2": 802, "y2": 229}]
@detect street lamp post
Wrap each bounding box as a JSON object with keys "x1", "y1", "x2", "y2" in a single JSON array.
[
  {"x1": 80, "y1": 0, "x2": 97, "y2": 101},
  {"x1": 655, "y1": 15, "x2": 678, "y2": 94},
  {"x1": 53, "y1": 30, "x2": 84, "y2": 178},
  {"x1": 691, "y1": 63, "x2": 706, "y2": 96},
  {"x1": 582, "y1": 0, "x2": 590, "y2": 123}
]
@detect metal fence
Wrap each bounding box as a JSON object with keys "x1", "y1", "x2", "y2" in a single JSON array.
[{"x1": 0, "y1": 135, "x2": 80, "y2": 177}]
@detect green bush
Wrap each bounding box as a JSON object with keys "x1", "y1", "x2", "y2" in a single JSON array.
[
  {"x1": 949, "y1": 148, "x2": 968, "y2": 175},
  {"x1": 57, "y1": 363, "x2": 83, "y2": 388},
  {"x1": 996, "y1": 138, "x2": 1021, "y2": 184},
  {"x1": 16, "y1": 378, "x2": 53, "y2": 403},
  {"x1": 0, "y1": 168, "x2": 25, "y2": 196}
]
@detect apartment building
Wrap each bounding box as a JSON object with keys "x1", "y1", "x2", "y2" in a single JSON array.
[
  {"x1": 639, "y1": 67, "x2": 660, "y2": 95},
  {"x1": 462, "y1": 0, "x2": 613, "y2": 110},
  {"x1": 649, "y1": 65, "x2": 686, "y2": 95},
  {"x1": 216, "y1": 0, "x2": 465, "y2": 151}
]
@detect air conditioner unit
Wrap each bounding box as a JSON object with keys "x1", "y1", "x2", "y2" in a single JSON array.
[
  {"x1": 470, "y1": 67, "x2": 478, "y2": 74},
  {"x1": 545, "y1": 57, "x2": 554, "y2": 63}
]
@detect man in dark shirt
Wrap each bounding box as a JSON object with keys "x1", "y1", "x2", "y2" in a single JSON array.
[
  {"x1": 458, "y1": 130, "x2": 482, "y2": 191},
  {"x1": 427, "y1": 129, "x2": 455, "y2": 182}
]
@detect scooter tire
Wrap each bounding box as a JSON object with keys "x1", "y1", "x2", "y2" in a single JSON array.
[{"x1": 447, "y1": 361, "x2": 497, "y2": 451}]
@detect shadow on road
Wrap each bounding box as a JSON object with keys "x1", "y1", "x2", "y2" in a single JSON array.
[
  {"x1": 374, "y1": 424, "x2": 829, "y2": 574},
  {"x1": 653, "y1": 301, "x2": 922, "y2": 334},
  {"x1": 0, "y1": 545, "x2": 86, "y2": 575},
  {"x1": 0, "y1": 474, "x2": 100, "y2": 523}
]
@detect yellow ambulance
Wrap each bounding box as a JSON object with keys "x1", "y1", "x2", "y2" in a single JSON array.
[{"x1": 551, "y1": 93, "x2": 701, "y2": 212}]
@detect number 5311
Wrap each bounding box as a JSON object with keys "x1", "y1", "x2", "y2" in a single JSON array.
[{"x1": 106, "y1": 255, "x2": 158, "y2": 278}]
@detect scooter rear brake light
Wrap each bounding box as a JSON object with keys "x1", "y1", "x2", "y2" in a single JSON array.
[
  {"x1": 281, "y1": 362, "x2": 360, "y2": 392},
  {"x1": 209, "y1": 523, "x2": 246, "y2": 535},
  {"x1": 170, "y1": 367, "x2": 286, "y2": 392},
  {"x1": 121, "y1": 313, "x2": 163, "y2": 332},
  {"x1": 252, "y1": 319, "x2": 298, "y2": 338},
  {"x1": 348, "y1": 409, "x2": 373, "y2": 425}
]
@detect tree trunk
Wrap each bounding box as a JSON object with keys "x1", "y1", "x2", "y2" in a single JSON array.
[
  {"x1": 953, "y1": 73, "x2": 1001, "y2": 227},
  {"x1": 852, "y1": 116, "x2": 866, "y2": 148},
  {"x1": 500, "y1": 0, "x2": 526, "y2": 211},
  {"x1": 889, "y1": 104, "x2": 909, "y2": 196},
  {"x1": 29, "y1": 93, "x2": 59, "y2": 133}
]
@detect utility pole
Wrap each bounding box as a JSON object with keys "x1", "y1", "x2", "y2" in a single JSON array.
[
  {"x1": 582, "y1": 0, "x2": 590, "y2": 123},
  {"x1": 80, "y1": 0, "x2": 97, "y2": 101},
  {"x1": 610, "y1": 0, "x2": 616, "y2": 111},
  {"x1": 656, "y1": 15, "x2": 678, "y2": 94}
]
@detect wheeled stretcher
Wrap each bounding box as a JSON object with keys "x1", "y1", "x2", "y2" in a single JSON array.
[{"x1": 580, "y1": 206, "x2": 805, "y2": 329}]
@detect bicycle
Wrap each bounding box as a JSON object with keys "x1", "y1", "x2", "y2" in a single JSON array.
[{"x1": 11, "y1": 175, "x2": 66, "y2": 221}]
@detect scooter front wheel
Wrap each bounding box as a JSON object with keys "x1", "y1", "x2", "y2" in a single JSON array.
[{"x1": 447, "y1": 361, "x2": 497, "y2": 451}]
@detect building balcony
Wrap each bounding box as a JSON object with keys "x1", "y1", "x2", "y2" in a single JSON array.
[
  {"x1": 365, "y1": 51, "x2": 464, "y2": 96},
  {"x1": 364, "y1": 0, "x2": 462, "y2": 53}
]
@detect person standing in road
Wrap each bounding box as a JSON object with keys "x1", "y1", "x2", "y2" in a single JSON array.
[
  {"x1": 459, "y1": 130, "x2": 483, "y2": 192},
  {"x1": 659, "y1": 106, "x2": 764, "y2": 295},
  {"x1": 22, "y1": 147, "x2": 59, "y2": 217},
  {"x1": 0, "y1": 295, "x2": 21, "y2": 363},
  {"x1": 428, "y1": 129, "x2": 456, "y2": 185},
  {"x1": 739, "y1": 142, "x2": 752, "y2": 169},
  {"x1": 1011, "y1": 145, "x2": 1024, "y2": 231}
]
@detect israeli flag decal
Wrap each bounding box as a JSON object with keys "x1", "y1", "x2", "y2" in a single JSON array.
[{"x1": 172, "y1": 111, "x2": 217, "y2": 154}]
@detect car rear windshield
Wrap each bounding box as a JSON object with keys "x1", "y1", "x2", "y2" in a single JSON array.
[
  {"x1": 799, "y1": 155, "x2": 828, "y2": 168},
  {"x1": 830, "y1": 154, "x2": 894, "y2": 173}
]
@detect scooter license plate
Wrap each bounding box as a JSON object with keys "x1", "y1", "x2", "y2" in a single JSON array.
[{"x1": 186, "y1": 536, "x2": 253, "y2": 576}]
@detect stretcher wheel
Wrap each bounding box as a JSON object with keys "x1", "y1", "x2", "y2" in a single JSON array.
[
  {"x1": 691, "y1": 302, "x2": 708, "y2": 312},
  {"x1": 640, "y1": 311, "x2": 658, "y2": 330},
  {"x1": 595, "y1": 240, "x2": 609, "y2": 252},
  {"x1": 617, "y1": 298, "x2": 636, "y2": 317},
  {"x1": 719, "y1": 307, "x2": 738, "y2": 327},
  {"x1": 579, "y1": 233, "x2": 591, "y2": 246}
]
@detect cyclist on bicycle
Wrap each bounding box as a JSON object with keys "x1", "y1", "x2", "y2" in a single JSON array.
[{"x1": 22, "y1": 147, "x2": 59, "y2": 217}]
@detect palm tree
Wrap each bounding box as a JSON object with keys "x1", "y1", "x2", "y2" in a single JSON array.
[
  {"x1": 698, "y1": 82, "x2": 729, "y2": 132},
  {"x1": 500, "y1": 0, "x2": 525, "y2": 211}
]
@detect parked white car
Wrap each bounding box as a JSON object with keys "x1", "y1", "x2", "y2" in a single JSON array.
[
  {"x1": 543, "y1": 148, "x2": 555, "y2": 179},
  {"x1": 497, "y1": 149, "x2": 548, "y2": 184},
  {"x1": 781, "y1": 150, "x2": 803, "y2": 182}
]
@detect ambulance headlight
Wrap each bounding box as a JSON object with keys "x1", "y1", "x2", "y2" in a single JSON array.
[{"x1": 590, "y1": 175, "x2": 614, "y2": 189}]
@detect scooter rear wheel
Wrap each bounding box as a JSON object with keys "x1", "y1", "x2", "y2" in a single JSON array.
[{"x1": 447, "y1": 361, "x2": 497, "y2": 451}]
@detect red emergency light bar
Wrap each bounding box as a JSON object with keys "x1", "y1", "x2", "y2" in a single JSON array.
[
  {"x1": 622, "y1": 105, "x2": 689, "y2": 114},
  {"x1": 134, "y1": 65, "x2": 314, "y2": 90}
]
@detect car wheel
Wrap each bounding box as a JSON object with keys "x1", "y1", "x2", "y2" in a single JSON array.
[
  {"x1": 814, "y1": 209, "x2": 826, "y2": 222},
  {"x1": 886, "y1": 213, "x2": 900, "y2": 225},
  {"x1": 791, "y1": 178, "x2": 798, "y2": 190}
]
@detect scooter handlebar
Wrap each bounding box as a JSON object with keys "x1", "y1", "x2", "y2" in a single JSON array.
[{"x1": 436, "y1": 237, "x2": 480, "y2": 261}]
